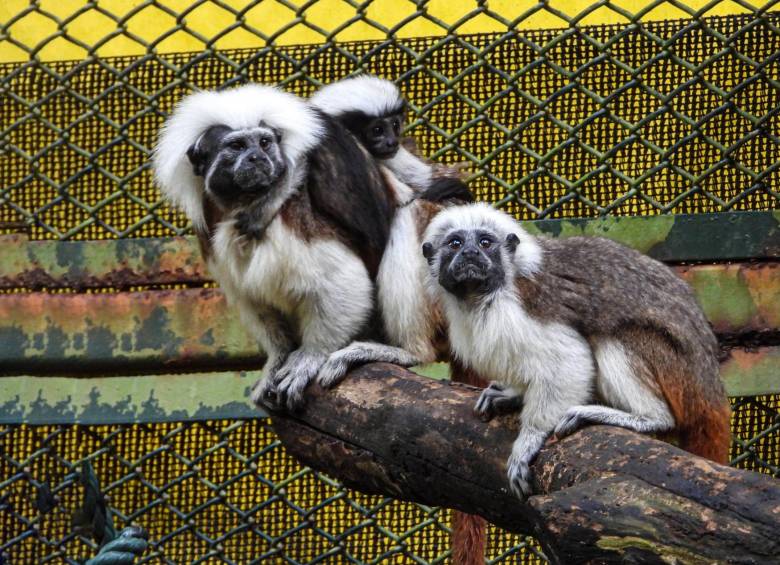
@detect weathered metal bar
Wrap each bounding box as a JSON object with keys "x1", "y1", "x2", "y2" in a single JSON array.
[
  {"x1": 0, "y1": 349, "x2": 775, "y2": 425},
  {"x1": 0, "y1": 371, "x2": 263, "y2": 425},
  {"x1": 527, "y1": 210, "x2": 780, "y2": 262},
  {"x1": 1, "y1": 212, "x2": 777, "y2": 289},
  {"x1": 0, "y1": 263, "x2": 775, "y2": 373},
  {"x1": 0, "y1": 289, "x2": 262, "y2": 373},
  {"x1": 0, "y1": 235, "x2": 206, "y2": 290}
]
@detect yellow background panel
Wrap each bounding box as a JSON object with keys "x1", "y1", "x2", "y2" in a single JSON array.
[{"x1": 0, "y1": 0, "x2": 759, "y2": 63}]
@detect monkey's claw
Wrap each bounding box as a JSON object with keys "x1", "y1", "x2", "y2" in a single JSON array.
[
  {"x1": 317, "y1": 358, "x2": 349, "y2": 389},
  {"x1": 474, "y1": 382, "x2": 523, "y2": 422},
  {"x1": 506, "y1": 455, "x2": 532, "y2": 500},
  {"x1": 554, "y1": 407, "x2": 586, "y2": 439},
  {"x1": 250, "y1": 377, "x2": 276, "y2": 409}
]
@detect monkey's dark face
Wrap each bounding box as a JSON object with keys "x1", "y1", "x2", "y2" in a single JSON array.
[
  {"x1": 187, "y1": 123, "x2": 286, "y2": 208},
  {"x1": 423, "y1": 229, "x2": 520, "y2": 298},
  {"x1": 342, "y1": 112, "x2": 403, "y2": 159}
]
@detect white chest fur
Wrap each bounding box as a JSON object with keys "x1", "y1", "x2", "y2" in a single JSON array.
[
  {"x1": 210, "y1": 218, "x2": 373, "y2": 322},
  {"x1": 444, "y1": 289, "x2": 594, "y2": 392}
]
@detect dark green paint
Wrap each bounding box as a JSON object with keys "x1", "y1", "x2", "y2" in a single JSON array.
[
  {"x1": 0, "y1": 326, "x2": 28, "y2": 358},
  {"x1": 529, "y1": 211, "x2": 779, "y2": 262}
]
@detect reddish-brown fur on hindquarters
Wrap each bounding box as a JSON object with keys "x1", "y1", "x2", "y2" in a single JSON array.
[
  {"x1": 450, "y1": 359, "x2": 488, "y2": 565},
  {"x1": 620, "y1": 325, "x2": 732, "y2": 465}
]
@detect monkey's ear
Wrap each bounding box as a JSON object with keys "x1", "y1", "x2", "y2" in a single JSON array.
[
  {"x1": 505, "y1": 233, "x2": 520, "y2": 254},
  {"x1": 186, "y1": 139, "x2": 209, "y2": 177},
  {"x1": 187, "y1": 124, "x2": 231, "y2": 177},
  {"x1": 422, "y1": 242, "x2": 435, "y2": 264}
]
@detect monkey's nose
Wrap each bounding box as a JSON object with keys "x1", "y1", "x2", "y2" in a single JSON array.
[
  {"x1": 461, "y1": 247, "x2": 479, "y2": 258},
  {"x1": 247, "y1": 154, "x2": 258, "y2": 162}
]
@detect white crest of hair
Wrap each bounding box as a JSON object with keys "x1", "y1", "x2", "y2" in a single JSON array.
[
  {"x1": 309, "y1": 75, "x2": 403, "y2": 118},
  {"x1": 154, "y1": 84, "x2": 324, "y2": 230},
  {"x1": 423, "y1": 203, "x2": 543, "y2": 278},
  {"x1": 377, "y1": 200, "x2": 437, "y2": 363},
  {"x1": 382, "y1": 147, "x2": 433, "y2": 196}
]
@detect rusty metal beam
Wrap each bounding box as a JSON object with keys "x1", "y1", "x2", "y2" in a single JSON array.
[
  {"x1": 0, "y1": 263, "x2": 776, "y2": 373},
  {"x1": 1, "y1": 212, "x2": 777, "y2": 289},
  {"x1": 0, "y1": 235, "x2": 206, "y2": 290},
  {"x1": 0, "y1": 289, "x2": 262, "y2": 373}
]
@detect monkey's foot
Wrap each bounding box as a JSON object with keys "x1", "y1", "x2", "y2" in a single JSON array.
[
  {"x1": 474, "y1": 382, "x2": 523, "y2": 422},
  {"x1": 554, "y1": 406, "x2": 589, "y2": 439},
  {"x1": 273, "y1": 351, "x2": 327, "y2": 411},
  {"x1": 317, "y1": 342, "x2": 419, "y2": 389},
  {"x1": 506, "y1": 454, "x2": 532, "y2": 500}
]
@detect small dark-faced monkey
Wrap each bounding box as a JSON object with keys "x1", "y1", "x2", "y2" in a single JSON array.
[
  {"x1": 422, "y1": 203, "x2": 731, "y2": 499},
  {"x1": 155, "y1": 84, "x2": 399, "y2": 411}
]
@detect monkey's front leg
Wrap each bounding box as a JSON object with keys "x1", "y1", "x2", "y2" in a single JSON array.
[
  {"x1": 243, "y1": 303, "x2": 296, "y2": 409},
  {"x1": 474, "y1": 382, "x2": 523, "y2": 421},
  {"x1": 505, "y1": 377, "x2": 587, "y2": 499}
]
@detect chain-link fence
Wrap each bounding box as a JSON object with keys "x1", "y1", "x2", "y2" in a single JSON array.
[
  {"x1": 1, "y1": 1, "x2": 779, "y2": 563},
  {"x1": 1, "y1": 2, "x2": 778, "y2": 239}
]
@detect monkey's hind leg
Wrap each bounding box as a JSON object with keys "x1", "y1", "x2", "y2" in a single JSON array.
[
  {"x1": 317, "y1": 342, "x2": 419, "y2": 389},
  {"x1": 474, "y1": 382, "x2": 523, "y2": 421},
  {"x1": 554, "y1": 338, "x2": 675, "y2": 439}
]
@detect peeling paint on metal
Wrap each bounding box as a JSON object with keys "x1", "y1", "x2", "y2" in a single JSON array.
[{"x1": 0, "y1": 371, "x2": 266, "y2": 424}]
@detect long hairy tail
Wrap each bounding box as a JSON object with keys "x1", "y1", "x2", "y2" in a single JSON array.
[
  {"x1": 449, "y1": 360, "x2": 488, "y2": 565},
  {"x1": 678, "y1": 401, "x2": 732, "y2": 464},
  {"x1": 452, "y1": 512, "x2": 487, "y2": 565}
]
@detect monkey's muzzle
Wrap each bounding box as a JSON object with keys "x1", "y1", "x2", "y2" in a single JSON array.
[
  {"x1": 233, "y1": 158, "x2": 284, "y2": 191},
  {"x1": 449, "y1": 257, "x2": 491, "y2": 283}
]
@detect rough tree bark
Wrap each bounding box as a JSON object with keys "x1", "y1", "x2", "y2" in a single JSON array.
[{"x1": 269, "y1": 363, "x2": 780, "y2": 565}]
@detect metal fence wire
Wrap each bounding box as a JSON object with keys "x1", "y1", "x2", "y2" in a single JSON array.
[
  {"x1": 0, "y1": 3, "x2": 778, "y2": 239},
  {"x1": 1, "y1": 1, "x2": 779, "y2": 564}
]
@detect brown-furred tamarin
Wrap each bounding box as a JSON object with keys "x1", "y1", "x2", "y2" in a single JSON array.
[{"x1": 422, "y1": 203, "x2": 731, "y2": 498}]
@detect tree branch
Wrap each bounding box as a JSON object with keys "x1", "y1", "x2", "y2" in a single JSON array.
[{"x1": 269, "y1": 363, "x2": 780, "y2": 564}]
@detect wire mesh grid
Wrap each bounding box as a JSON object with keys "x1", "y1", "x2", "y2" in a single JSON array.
[
  {"x1": 0, "y1": 3, "x2": 779, "y2": 239},
  {"x1": 0, "y1": 418, "x2": 548, "y2": 564},
  {"x1": 1, "y1": 394, "x2": 777, "y2": 564}
]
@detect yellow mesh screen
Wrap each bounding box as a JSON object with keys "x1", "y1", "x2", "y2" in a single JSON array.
[
  {"x1": 0, "y1": 419, "x2": 546, "y2": 563},
  {"x1": 1, "y1": 13, "x2": 778, "y2": 240}
]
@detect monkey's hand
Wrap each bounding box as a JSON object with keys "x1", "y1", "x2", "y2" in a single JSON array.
[
  {"x1": 317, "y1": 342, "x2": 419, "y2": 389},
  {"x1": 506, "y1": 453, "x2": 533, "y2": 500},
  {"x1": 271, "y1": 350, "x2": 328, "y2": 412},
  {"x1": 250, "y1": 355, "x2": 288, "y2": 409},
  {"x1": 474, "y1": 382, "x2": 523, "y2": 422}
]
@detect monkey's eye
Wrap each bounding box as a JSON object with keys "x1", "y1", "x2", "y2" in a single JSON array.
[
  {"x1": 372, "y1": 125, "x2": 384, "y2": 136},
  {"x1": 448, "y1": 238, "x2": 462, "y2": 250},
  {"x1": 479, "y1": 237, "x2": 492, "y2": 249},
  {"x1": 391, "y1": 119, "x2": 400, "y2": 131},
  {"x1": 228, "y1": 141, "x2": 246, "y2": 151},
  {"x1": 259, "y1": 137, "x2": 271, "y2": 149}
]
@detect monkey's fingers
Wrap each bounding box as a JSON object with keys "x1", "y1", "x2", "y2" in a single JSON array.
[
  {"x1": 250, "y1": 377, "x2": 282, "y2": 411},
  {"x1": 474, "y1": 383, "x2": 522, "y2": 422},
  {"x1": 506, "y1": 456, "x2": 532, "y2": 500},
  {"x1": 275, "y1": 373, "x2": 312, "y2": 412}
]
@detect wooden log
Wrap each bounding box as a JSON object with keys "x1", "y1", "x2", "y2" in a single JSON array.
[{"x1": 269, "y1": 363, "x2": 780, "y2": 565}]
